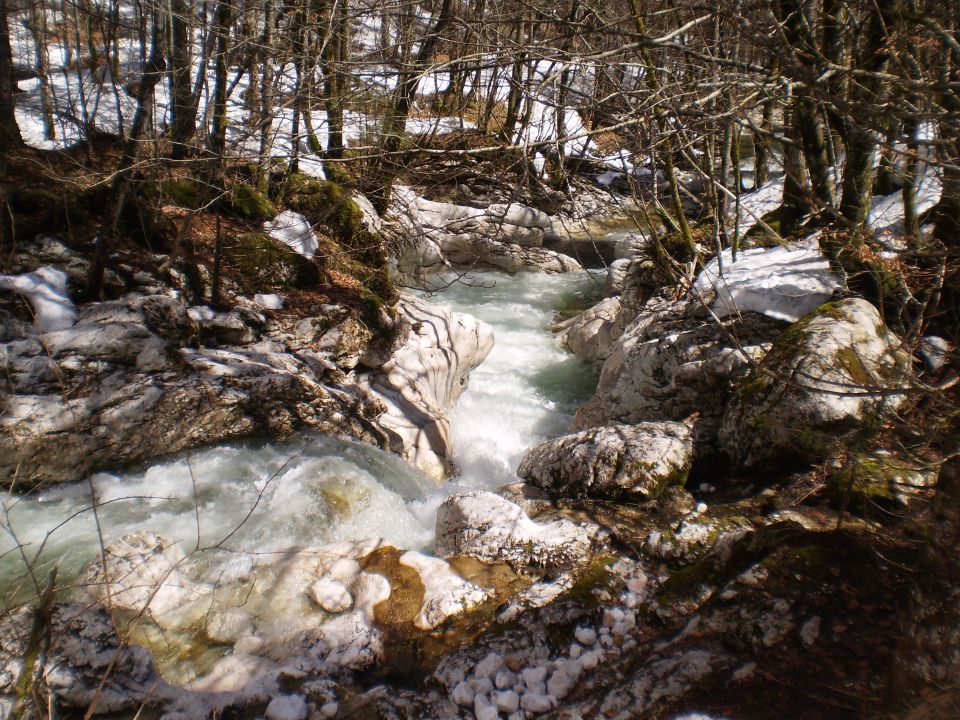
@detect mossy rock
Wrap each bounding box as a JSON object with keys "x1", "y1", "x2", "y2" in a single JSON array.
[
  {"x1": 160, "y1": 178, "x2": 207, "y2": 210},
  {"x1": 283, "y1": 175, "x2": 366, "y2": 248},
  {"x1": 222, "y1": 232, "x2": 320, "y2": 290},
  {"x1": 825, "y1": 451, "x2": 938, "y2": 511},
  {"x1": 226, "y1": 182, "x2": 277, "y2": 221}
]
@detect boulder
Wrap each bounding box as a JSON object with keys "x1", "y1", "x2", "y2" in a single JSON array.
[
  {"x1": 517, "y1": 422, "x2": 694, "y2": 499},
  {"x1": 361, "y1": 297, "x2": 494, "y2": 480},
  {"x1": 555, "y1": 296, "x2": 623, "y2": 362},
  {"x1": 720, "y1": 298, "x2": 913, "y2": 470},
  {"x1": 389, "y1": 187, "x2": 582, "y2": 276},
  {"x1": 82, "y1": 532, "x2": 204, "y2": 621},
  {"x1": 435, "y1": 491, "x2": 597, "y2": 570},
  {"x1": 571, "y1": 296, "x2": 783, "y2": 454}
]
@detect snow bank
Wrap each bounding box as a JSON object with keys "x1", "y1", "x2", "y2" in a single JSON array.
[
  {"x1": 263, "y1": 211, "x2": 319, "y2": 258},
  {"x1": 692, "y1": 237, "x2": 842, "y2": 323},
  {"x1": 0, "y1": 267, "x2": 77, "y2": 331}
]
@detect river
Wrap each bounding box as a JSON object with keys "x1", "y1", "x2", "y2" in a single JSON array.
[{"x1": 0, "y1": 269, "x2": 602, "y2": 610}]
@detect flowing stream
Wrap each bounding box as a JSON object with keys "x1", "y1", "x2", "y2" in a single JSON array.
[{"x1": 0, "y1": 270, "x2": 601, "y2": 605}]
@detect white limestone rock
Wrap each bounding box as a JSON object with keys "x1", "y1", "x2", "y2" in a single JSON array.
[
  {"x1": 572, "y1": 295, "x2": 782, "y2": 441},
  {"x1": 265, "y1": 694, "x2": 308, "y2": 720},
  {"x1": 555, "y1": 296, "x2": 624, "y2": 362},
  {"x1": 361, "y1": 296, "x2": 494, "y2": 480},
  {"x1": 517, "y1": 422, "x2": 694, "y2": 499},
  {"x1": 399, "y1": 551, "x2": 491, "y2": 630},
  {"x1": 435, "y1": 491, "x2": 597, "y2": 570},
  {"x1": 82, "y1": 532, "x2": 203, "y2": 622},
  {"x1": 720, "y1": 298, "x2": 913, "y2": 470}
]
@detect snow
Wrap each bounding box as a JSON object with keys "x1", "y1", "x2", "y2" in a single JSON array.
[
  {"x1": 692, "y1": 237, "x2": 842, "y2": 323},
  {"x1": 263, "y1": 211, "x2": 319, "y2": 258},
  {"x1": 253, "y1": 293, "x2": 284, "y2": 310},
  {"x1": 730, "y1": 176, "x2": 786, "y2": 235},
  {"x1": 868, "y1": 166, "x2": 942, "y2": 245},
  {"x1": 309, "y1": 577, "x2": 353, "y2": 613},
  {"x1": 0, "y1": 267, "x2": 77, "y2": 331}
]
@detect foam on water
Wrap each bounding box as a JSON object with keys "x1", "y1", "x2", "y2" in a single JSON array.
[
  {"x1": 408, "y1": 270, "x2": 602, "y2": 525},
  {"x1": 1, "y1": 270, "x2": 601, "y2": 599}
]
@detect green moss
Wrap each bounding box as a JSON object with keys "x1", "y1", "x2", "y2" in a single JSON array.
[
  {"x1": 761, "y1": 544, "x2": 832, "y2": 583},
  {"x1": 657, "y1": 559, "x2": 716, "y2": 607},
  {"x1": 227, "y1": 181, "x2": 277, "y2": 221},
  {"x1": 284, "y1": 175, "x2": 365, "y2": 247},
  {"x1": 222, "y1": 232, "x2": 320, "y2": 290},
  {"x1": 161, "y1": 178, "x2": 205, "y2": 209},
  {"x1": 562, "y1": 555, "x2": 617, "y2": 607}
]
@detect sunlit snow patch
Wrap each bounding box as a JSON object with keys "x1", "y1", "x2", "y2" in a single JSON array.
[
  {"x1": 693, "y1": 237, "x2": 842, "y2": 323},
  {"x1": 0, "y1": 266, "x2": 77, "y2": 331},
  {"x1": 264, "y1": 211, "x2": 319, "y2": 258}
]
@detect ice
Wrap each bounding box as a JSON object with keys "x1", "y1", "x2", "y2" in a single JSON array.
[{"x1": 0, "y1": 266, "x2": 77, "y2": 332}]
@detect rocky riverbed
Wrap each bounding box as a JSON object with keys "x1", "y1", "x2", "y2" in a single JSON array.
[{"x1": 0, "y1": 183, "x2": 956, "y2": 720}]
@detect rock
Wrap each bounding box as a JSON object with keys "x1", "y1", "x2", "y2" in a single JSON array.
[
  {"x1": 316, "y1": 610, "x2": 383, "y2": 669},
  {"x1": 575, "y1": 627, "x2": 597, "y2": 646},
  {"x1": 555, "y1": 296, "x2": 624, "y2": 362},
  {"x1": 495, "y1": 689, "x2": 521, "y2": 713},
  {"x1": 517, "y1": 422, "x2": 694, "y2": 500},
  {"x1": 399, "y1": 551, "x2": 492, "y2": 630},
  {"x1": 309, "y1": 577, "x2": 353, "y2": 613},
  {"x1": 265, "y1": 694, "x2": 308, "y2": 720},
  {"x1": 474, "y1": 652, "x2": 505, "y2": 680},
  {"x1": 604, "y1": 258, "x2": 633, "y2": 296},
  {"x1": 720, "y1": 298, "x2": 913, "y2": 470},
  {"x1": 520, "y1": 692, "x2": 557, "y2": 713},
  {"x1": 451, "y1": 681, "x2": 475, "y2": 706},
  {"x1": 82, "y1": 532, "x2": 203, "y2": 621},
  {"x1": 571, "y1": 295, "x2": 783, "y2": 455},
  {"x1": 390, "y1": 187, "x2": 582, "y2": 276},
  {"x1": 361, "y1": 296, "x2": 493, "y2": 480},
  {"x1": 43, "y1": 603, "x2": 171, "y2": 714},
  {"x1": 435, "y1": 491, "x2": 597, "y2": 570}
]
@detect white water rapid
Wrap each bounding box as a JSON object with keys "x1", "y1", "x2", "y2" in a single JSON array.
[{"x1": 0, "y1": 270, "x2": 601, "y2": 601}]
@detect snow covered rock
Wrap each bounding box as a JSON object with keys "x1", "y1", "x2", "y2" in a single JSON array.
[
  {"x1": 555, "y1": 296, "x2": 624, "y2": 362},
  {"x1": 361, "y1": 296, "x2": 493, "y2": 480},
  {"x1": 82, "y1": 532, "x2": 204, "y2": 621},
  {"x1": 692, "y1": 238, "x2": 843, "y2": 323},
  {"x1": 435, "y1": 491, "x2": 597, "y2": 569},
  {"x1": 720, "y1": 298, "x2": 913, "y2": 470},
  {"x1": 390, "y1": 188, "x2": 582, "y2": 275},
  {"x1": 517, "y1": 422, "x2": 694, "y2": 500}
]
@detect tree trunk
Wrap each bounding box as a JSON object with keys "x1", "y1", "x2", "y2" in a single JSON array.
[
  {"x1": 837, "y1": 0, "x2": 897, "y2": 233},
  {"x1": 0, "y1": 0, "x2": 23, "y2": 152},
  {"x1": 86, "y1": 8, "x2": 166, "y2": 299},
  {"x1": 369, "y1": 0, "x2": 454, "y2": 212},
  {"x1": 209, "y1": 0, "x2": 231, "y2": 155},
  {"x1": 169, "y1": 0, "x2": 197, "y2": 158}
]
